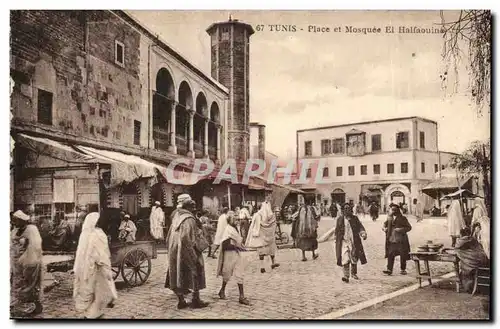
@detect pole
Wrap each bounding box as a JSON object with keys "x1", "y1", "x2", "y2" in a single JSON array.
[
  {"x1": 227, "y1": 184, "x2": 231, "y2": 210},
  {"x1": 455, "y1": 167, "x2": 464, "y2": 216},
  {"x1": 96, "y1": 163, "x2": 102, "y2": 212}
]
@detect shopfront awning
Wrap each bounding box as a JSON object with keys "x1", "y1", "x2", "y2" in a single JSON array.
[
  {"x1": 17, "y1": 133, "x2": 96, "y2": 164},
  {"x1": 247, "y1": 183, "x2": 272, "y2": 191},
  {"x1": 15, "y1": 134, "x2": 204, "y2": 187},
  {"x1": 440, "y1": 189, "x2": 478, "y2": 200},
  {"x1": 422, "y1": 176, "x2": 472, "y2": 191},
  {"x1": 74, "y1": 145, "x2": 204, "y2": 187}
]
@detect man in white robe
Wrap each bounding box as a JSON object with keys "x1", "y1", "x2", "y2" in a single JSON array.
[
  {"x1": 245, "y1": 200, "x2": 280, "y2": 273},
  {"x1": 211, "y1": 207, "x2": 229, "y2": 259},
  {"x1": 149, "y1": 201, "x2": 165, "y2": 241}
]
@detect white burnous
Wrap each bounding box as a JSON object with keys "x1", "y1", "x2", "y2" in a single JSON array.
[{"x1": 149, "y1": 201, "x2": 165, "y2": 240}]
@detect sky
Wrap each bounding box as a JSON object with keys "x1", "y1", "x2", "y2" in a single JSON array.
[{"x1": 129, "y1": 10, "x2": 490, "y2": 160}]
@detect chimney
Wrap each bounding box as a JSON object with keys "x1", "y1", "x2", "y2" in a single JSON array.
[
  {"x1": 258, "y1": 124, "x2": 266, "y2": 160},
  {"x1": 249, "y1": 122, "x2": 266, "y2": 160}
]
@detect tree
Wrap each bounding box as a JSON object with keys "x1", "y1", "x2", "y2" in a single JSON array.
[
  {"x1": 440, "y1": 10, "x2": 491, "y2": 115},
  {"x1": 450, "y1": 140, "x2": 491, "y2": 217}
]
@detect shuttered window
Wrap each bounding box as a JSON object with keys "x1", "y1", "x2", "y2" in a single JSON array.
[
  {"x1": 321, "y1": 139, "x2": 332, "y2": 155},
  {"x1": 37, "y1": 89, "x2": 53, "y2": 125},
  {"x1": 134, "y1": 120, "x2": 141, "y2": 145},
  {"x1": 304, "y1": 141, "x2": 312, "y2": 156},
  {"x1": 372, "y1": 134, "x2": 381, "y2": 152},
  {"x1": 401, "y1": 162, "x2": 409, "y2": 173},
  {"x1": 332, "y1": 138, "x2": 345, "y2": 154}
]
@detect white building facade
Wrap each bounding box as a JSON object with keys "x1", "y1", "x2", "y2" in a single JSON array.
[{"x1": 294, "y1": 117, "x2": 456, "y2": 213}]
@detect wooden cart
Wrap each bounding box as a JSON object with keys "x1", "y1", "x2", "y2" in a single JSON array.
[
  {"x1": 110, "y1": 241, "x2": 157, "y2": 287},
  {"x1": 46, "y1": 239, "x2": 157, "y2": 288}
]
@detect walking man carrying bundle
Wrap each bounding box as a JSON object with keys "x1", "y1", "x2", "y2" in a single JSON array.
[{"x1": 334, "y1": 203, "x2": 368, "y2": 283}]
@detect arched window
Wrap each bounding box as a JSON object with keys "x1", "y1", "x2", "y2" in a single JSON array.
[
  {"x1": 153, "y1": 68, "x2": 175, "y2": 151},
  {"x1": 193, "y1": 92, "x2": 208, "y2": 158},
  {"x1": 208, "y1": 102, "x2": 220, "y2": 160},
  {"x1": 176, "y1": 81, "x2": 193, "y2": 156}
]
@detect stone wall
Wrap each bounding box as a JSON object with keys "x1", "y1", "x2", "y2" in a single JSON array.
[{"x1": 10, "y1": 10, "x2": 144, "y2": 149}]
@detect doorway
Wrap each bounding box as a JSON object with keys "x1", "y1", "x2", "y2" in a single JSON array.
[
  {"x1": 391, "y1": 190, "x2": 405, "y2": 205},
  {"x1": 122, "y1": 183, "x2": 139, "y2": 217},
  {"x1": 331, "y1": 188, "x2": 346, "y2": 205},
  {"x1": 151, "y1": 183, "x2": 165, "y2": 206}
]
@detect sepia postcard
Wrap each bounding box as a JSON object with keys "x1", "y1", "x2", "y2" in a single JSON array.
[{"x1": 9, "y1": 9, "x2": 491, "y2": 320}]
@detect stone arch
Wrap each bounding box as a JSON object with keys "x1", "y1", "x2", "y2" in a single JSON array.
[
  {"x1": 178, "y1": 80, "x2": 193, "y2": 109},
  {"x1": 195, "y1": 92, "x2": 209, "y2": 117},
  {"x1": 384, "y1": 183, "x2": 411, "y2": 209},
  {"x1": 331, "y1": 188, "x2": 346, "y2": 205},
  {"x1": 209, "y1": 101, "x2": 220, "y2": 123},
  {"x1": 154, "y1": 67, "x2": 175, "y2": 98},
  {"x1": 33, "y1": 59, "x2": 57, "y2": 125},
  {"x1": 153, "y1": 68, "x2": 176, "y2": 151},
  {"x1": 33, "y1": 58, "x2": 57, "y2": 92}
]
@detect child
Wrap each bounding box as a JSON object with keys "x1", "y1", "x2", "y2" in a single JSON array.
[
  {"x1": 199, "y1": 210, "x2": 215, "y2": 258},
  {"x1": 216, "y1": 211, "x2": 250, "y2": 305}
]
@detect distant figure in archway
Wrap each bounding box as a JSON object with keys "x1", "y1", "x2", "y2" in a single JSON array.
[{"x1": 369, "y1": 202, "x2": 379, "y2": 221}]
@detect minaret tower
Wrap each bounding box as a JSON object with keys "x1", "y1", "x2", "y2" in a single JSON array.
[{"x1": 206, "y1": 16, "x2": 254, "y2": 164}]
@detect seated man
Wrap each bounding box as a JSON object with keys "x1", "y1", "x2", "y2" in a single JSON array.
[
  {"x1": 49, "y1": 216, "x2": 72, "y2": 251},
  {"x1": 430, "y1": 205, "x2": 440, "y2": 217},
  {"x1": 118, "y1": 214, "x2": 137, "y2": 244},
  {"x1": 451, "y1": 227, "x2": 489, "y2": 293}
]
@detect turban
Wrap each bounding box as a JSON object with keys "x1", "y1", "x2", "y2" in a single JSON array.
[
  {"x1": 13, "y1": 210, "x2": 30, "y2": 222},
  {"x1": 177, "y1": 194, "x2": 192, "y2": 204}
]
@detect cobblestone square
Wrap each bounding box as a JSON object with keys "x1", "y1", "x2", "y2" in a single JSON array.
[{"x1": 38, "y1": 215, "x2": 455, "y2": 319}]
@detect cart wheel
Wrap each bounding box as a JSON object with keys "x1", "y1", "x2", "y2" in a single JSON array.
[
  {"x1": 281, "y1": 232, "x2": 290, "y2": 244},
  {"x1": 111, "y1": 266, "x2": 120, "y2": 281},
  {"x1": 121, "y1": 249, "x2": 151, "y2": 287}
]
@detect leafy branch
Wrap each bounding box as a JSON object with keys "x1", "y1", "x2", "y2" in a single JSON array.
[{"x1": 439, "y1": 10, "x2": 491, "y2": 115}]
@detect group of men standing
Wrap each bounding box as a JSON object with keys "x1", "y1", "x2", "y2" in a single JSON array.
[
  {"x1": 164, "y1": 193, "x2": 281, "y2": 309},
  {"x1": 271, "y1": 198, "x2": 412, "y2": 283}
]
